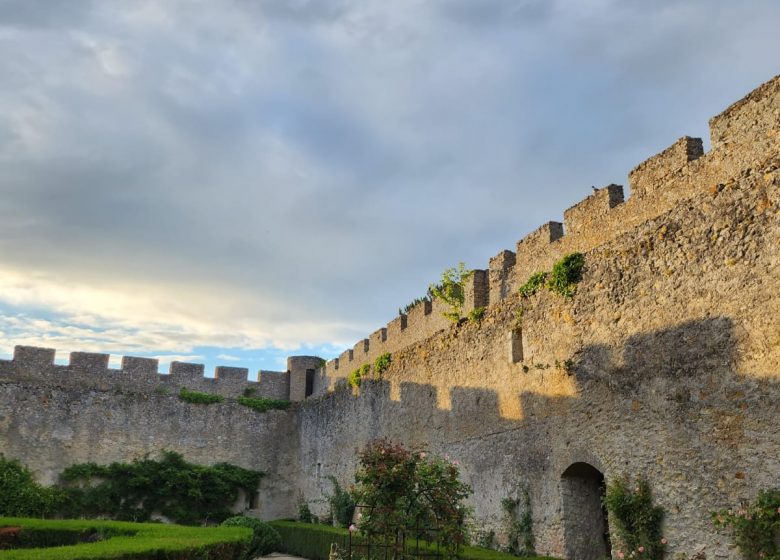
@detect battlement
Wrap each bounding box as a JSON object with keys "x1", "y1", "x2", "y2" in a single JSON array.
[
  {"x1": 316, "y1": 74, "x2": 780, "y2": 393},
  {"x1": 0, "y1": 345, "x2": 293, "y2": 400}
]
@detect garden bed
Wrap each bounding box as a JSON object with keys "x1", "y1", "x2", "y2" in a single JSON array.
[{"x1": 0, "y1": 517, "x2": 251, "y2": 559}]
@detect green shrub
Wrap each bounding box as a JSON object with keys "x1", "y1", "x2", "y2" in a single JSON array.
[
  {"x1": 348, "y1": 364, "x2": 370, "y2": 388},
  {"x1": 57, "y1": 451, "x2": 263, "y2": 525},
  {"x1": 269, "y1": 521, "x2": 560, "y2": 560},
  {"x1": 178, "y1": 387, "x2": 224, "y2": 404},
  {"x1": 468, "y1": 306, "x2": 486, "y2": 323},
  {"x1": 222, "y1": 516, "x2": 282, "y2": 557},
  {"x1": 237, "y1": 396, "x2": 291, "y2": 413},
  {"x1": 518, "y1": 272, "x2": 548, "y2": 298},
  {"x1": 374, "y1": 353, "x2": 392, "y2": 376},
  {"x1": 0, "y1": 457, "x2": 63, "y2": 517},
  {"x1": 603, "y1": 477, "x2": 665, "y2": 560},
  {"x1": 546, "y1": 253, "x2": 585, "y2": 298},
  {"x1": 398, "y1": 296, "x2": 431, "y2": 316},
  {"x1": 326, "y1": 476, "x2": 356, "y2": 528},
  {"x1": 0, "y1": 517, "x2": 250, "y2": 559},
  {"x1": 298, "y1": 502, "x2": 314, "y2": 524},
  {"x1": 429, "y1": 262, "x2": 473, "y2": 323},
  {"x1": 713, "y1": 488, "x2": 780, "y2": 560}
]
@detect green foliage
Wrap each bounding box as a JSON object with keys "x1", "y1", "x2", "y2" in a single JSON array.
[
  {"x1": 237, "y1": 396, "x2": 291, "y2": 413},
  {"x1": 501, "y1": 488, "x2": 535, "y2": 556},
  {"x1": 326, "y1": 476, "x2": 356, "y2": 528},
  {"x1": 429, "y1": 262, "x2": 474, "y2": 323},
  {"x1": 399, "y1": 296, "x2": 431, "y2": 317},
  {"x1": 374, "y1": 353, "x2": 392, "y2": 376},
  {"x1": 348, "y1": 364, "x2": 370, "y2": 388},
  {"x1": 0, "y1": 457, "x2": 63, "y2": 517},
  {"x1": 603, "y1": 477, "x2": 665, "y2": 560},
  {"x1": 242, "y1": 386, "x2": 257, "y2": 397},
  {"x1": 178, "y1": 387, "x2": 224, "y2": 405},
  {"x1": 353, "y1": 440, "x2": 472, "y2": 556},
  {"x1": 269, "y1": 521, "x2": 560, "y2": 560},
  {"x1": 468, "y1": 307, "x2": 486, "y2": 323},
  {"x1": 518, "y1": 272, "x2": 548, "y2": 298},
  {"x1": 57, "y1": 451, "x2": 264, "y2": 525},
  {"x1": 298, "y1": 502, "x2": 314, "y2": 524},
  {"x1": 546, "y1": 253, "x2": 585, "y2": 298},
  {"x1": 518, "y1": 254, "x2": 585, "y2": 299},
  {"x1": 712, "y1": 488, "x2": 780, "y2": 560},
  {"x1": 221, "y1": 516, "x2": 282, "y2": 557},
  {"x1": 152, "y1": 385, "x2": 169, "y2": 396},
  {"x1": 0, "y1": 517, "x2": 250, "y2": 559}
]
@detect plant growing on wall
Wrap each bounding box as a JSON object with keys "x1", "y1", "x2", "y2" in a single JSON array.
[
  {"x1": 352, "y1": 440, "x2": 472, "y2": 556},
  {"x1": 237, "y1": 396, "x2": 291, "y2": 413},
  {"x1": 518, "y1": 253, "x2": 585, "y2": 300},
  {"x1": 374, "y1": 353, "x2": 392, "y2": 376},
  {"x1": 178, "y1": 387, "x2": 225, "y2": 404},
  {"x1": 546, "y1": 252, "x2": 585, "y2": 298},
  {"x1": 326, "y1": 476, "x2": 356, "y2": 528},
  {"x1": 519, "y1": 272, "x2": 548, "y2": 298},
  {"x1": 348, "y1": 364, "x2": 370, "y2": 388},
  {"x1": 501, "y1": 487, "x2": 535, "y2": 556},
  {"x1": 429, "y1": 263, "x2": 474, "y2": 323},
  {"x1": 603, "y1": 476, "x2": 666, "y2": 560},
  {"x1": 57, "y1": 451, "x2": 264, "y2": 525},
  {"x1": 468, "y1": 306, "x2": 486, "y2": 323},
  {"x1": 399, "y1": 295, "x2": 432, "y2": 316},
  {"x1": 712, "y1": 488, "x2": 780, "y2": 560}
]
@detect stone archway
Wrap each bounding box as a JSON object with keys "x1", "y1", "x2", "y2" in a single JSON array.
[{"x1": 561, "y1": 462, "x2": 611, "y2": 560}]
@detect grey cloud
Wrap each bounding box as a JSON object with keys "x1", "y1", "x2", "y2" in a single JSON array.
[
  {"x1": 438, "y1": 0, "x2": 553, "y2": 27},
  {"x1": 0, "y1": 0, "x2": 93, "y2": 28},
  {"x1": 1, "y1": 0, "x2": 779, "y2": 349}
]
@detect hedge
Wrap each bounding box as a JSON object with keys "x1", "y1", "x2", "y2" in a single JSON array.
[
  {"x1": 268, "y1": 521, "x2": 561, "y2": 560},
  {"x1": 0, "y1": 517, "x2": 251, "y2": 559}
]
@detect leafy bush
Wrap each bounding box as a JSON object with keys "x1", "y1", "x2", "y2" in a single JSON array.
[
  {"x1": 326, "y1": 476, "x2": 356, "y2": 528},
  {"x1": 429, "y1": 262, "x2": 473, "y2": 323},
  {"x1": 58, "y1": 451, "x2": 263, "y2": 525},
  {"x1": 603, "y1": 477, "x2": 665, "y2": 560},
  {"x1": 374, "y1": 353, "x2": 392, "y2": 376},
  {"x1": 269, "y1": 521, "x2": 560, "y2": 560},
  {"x1": 0, "y1": 517, "x2": 250, "y2": 560},
  {"x1": 0, "y1": 457, "x2": 63, "y2": 517},
  {"x1": 518, "y1": 272, "x2": 548, "y2": 298},
  {"x1": 348, "y1": 364, "x2": 370, "y2": 388},
  {"x1": 468, "y1": 306, "x2": 486, "y2": 323},
  {"x1": 398, "y1": 295, "x2": 431, "y2": 316},
  {"x1": 178, "y1": 387, "x2": 224, "y2": 404},
  {"x1": 353, "y1": 440, "x2": 472, "y2": 555},
  {"x1": 222, "y1": 516, "x2": 282, "y2": 557},
  {"x1": 546, "y1": 253, "x2": 585, "y2": 298},
  {"x1": 298, "y1": 502, "x2": 314, "y2": 524},
  {"x1": 713, "y1": 488, "x2": 780, "y2": 560},
  {"x1": 237, "y1": 396, "x2": 291, "y2": 413}
]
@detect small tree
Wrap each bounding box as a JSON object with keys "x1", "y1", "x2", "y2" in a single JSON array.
[
  {"x1": 429, "y1": 263, "x2": 473, "y2": 323},
  {"x1": 353, "y1": 440, "x2": 472, "y2": 557}
]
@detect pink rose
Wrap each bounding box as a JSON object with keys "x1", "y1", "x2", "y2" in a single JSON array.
[
  {"x1": 349, "y1": 524, "x2": 357, "y2": 532},
  {"x1": 638, "y1": 546, "x2": 645, "y2": 553},
  {"x1": 618, "y1": 552, "x2": 625, "y2": 559},
  {"x1": 777, "y1": 507, "x2": 780, "y2": 514},
  {"x1": 661, "y1": 538, "x2": 668, "y2": 545}
]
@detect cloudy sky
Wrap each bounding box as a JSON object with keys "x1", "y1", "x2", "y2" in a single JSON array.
[{"x1": 0, "y1": 0, "x2": 778, "y2": 374}]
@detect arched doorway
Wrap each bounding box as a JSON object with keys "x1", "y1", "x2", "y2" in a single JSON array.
[{"x1": 561, "y1": 462, "x2": 611, "y2": 560}]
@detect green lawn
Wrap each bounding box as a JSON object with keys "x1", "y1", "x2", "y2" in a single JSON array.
[{"x1": 0, "y1": 517, "x2": 251, "y2": 560}]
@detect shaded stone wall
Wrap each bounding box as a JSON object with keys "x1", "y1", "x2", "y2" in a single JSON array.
[{"x1": 0, "y1": 376, "x2": 300, "y2": 520}]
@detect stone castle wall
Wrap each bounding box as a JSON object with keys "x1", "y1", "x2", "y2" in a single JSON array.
[{"x1": 0, "y1": 75, "x2": 778, "y2": 558}]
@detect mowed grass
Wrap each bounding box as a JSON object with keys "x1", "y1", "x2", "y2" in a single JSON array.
[{"x1": 0, "y1": 517, "x2": 251, "y2": 560}]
